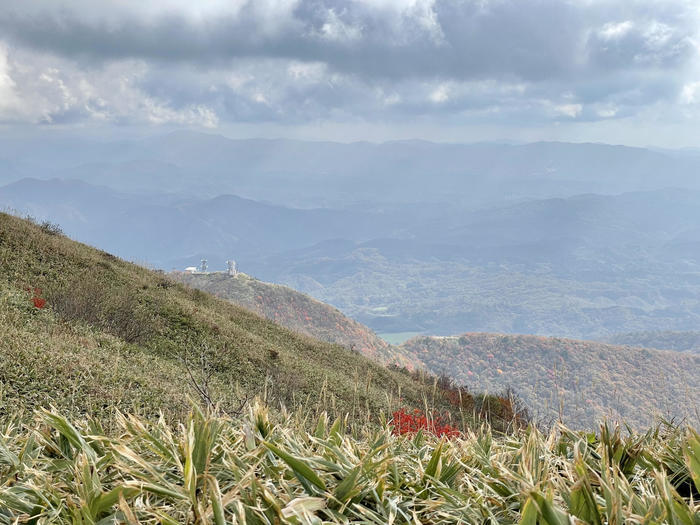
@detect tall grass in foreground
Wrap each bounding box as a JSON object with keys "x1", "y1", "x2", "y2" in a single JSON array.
[{"x1": 0, "y1": 405, "x2": 698, "y2": 524}]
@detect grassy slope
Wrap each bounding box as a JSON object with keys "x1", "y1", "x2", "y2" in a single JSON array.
[
  {"x1": 604, "y1": 330, "x2": 700, "y2": 354},
  {"x1": 172, "y1": 272, "x2": 421, "y2": 369},
  {"x1": 399, "y1": 333, "x2": 700, "y2": 428},
  {"x1": 0, "y1": 213, "x2": 492, "y2": 424}
]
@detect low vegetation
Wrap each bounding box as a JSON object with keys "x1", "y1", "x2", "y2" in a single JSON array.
[{"x1": 0, "y1": 405, "x2": 698, "y2": 523}]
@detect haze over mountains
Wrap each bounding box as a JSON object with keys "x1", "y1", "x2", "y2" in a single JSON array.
[
  {"x1": 2, "y1": 131, "x2": 700, "y2": 341},
  {"x1": 3, "y1": 131, "x2": 700, "y2": 207}
]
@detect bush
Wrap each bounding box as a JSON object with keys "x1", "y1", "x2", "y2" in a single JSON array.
[
  {"x1": 39, "y1": 220, "x2": 63, "y2": 236},
  {"x1": 391, "y1": 407, "x2": 460, "y2": 437},
  {"x1": 47, "y1": 273, "x2": 157, "y2": 343}
]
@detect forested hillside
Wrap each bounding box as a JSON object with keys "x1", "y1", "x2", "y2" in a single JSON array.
[{"x1": 399, "y1": 333, "x2": 700, "y2": 428}]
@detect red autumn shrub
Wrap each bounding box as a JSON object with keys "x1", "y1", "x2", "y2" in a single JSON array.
[
  {"x1": 32, "y1": 296, "x2": 47, "y2": 309},
  {"x1": 26, "y1": 286, "x2": 47, "y2": 309},
  {"x1": 391, "y1": 408, "x2": 460, "y2": 438}
]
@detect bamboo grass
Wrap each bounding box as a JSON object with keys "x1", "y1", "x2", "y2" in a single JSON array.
[{"x1": 0, "y1": 404, "x2": 698, "y2": 524}]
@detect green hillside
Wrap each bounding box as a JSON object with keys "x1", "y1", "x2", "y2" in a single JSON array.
[
  {"x1": 400, "y1": 333, "x2": 700, "y2": 428},
  {"x1": 0, "y1": 213, "x2": 517, "y2": 428},
  {"x1": 172, "y1": 271, "x2": 421, "y2": 369},
  {"x1": 604, "y1": 330, "x2": 700, "y2": 354}
]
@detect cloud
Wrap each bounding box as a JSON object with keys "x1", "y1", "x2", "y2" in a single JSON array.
[
  {"x1": 3, "y1": 0, "x2": 696, "y2": 80},
  {"x1": 429, "y1": 84, "x2": 450, "y2": 104},
  {"x1": 553, "y1": 103, "x2": 583, "y2": 119},
  {"x1": 0, "y1": 45, "x2": 23, "y2": 119},
  {"x1": 0, "y1": 0, "x2": 698, "y2": 132},
  {"x1": 0, "y1": 47, "x2": 218, "y2": 127}
]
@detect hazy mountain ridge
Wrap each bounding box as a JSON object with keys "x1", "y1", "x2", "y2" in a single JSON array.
[
  {"x1": 0, "y1": 177, "x2": 407, "y2": 268},
  {"x1": 603, "y1": 331, "x2": 700, "y2": 354},
  {"x1": 3, "y1": 132, "x2": 700, "y2": 207}
]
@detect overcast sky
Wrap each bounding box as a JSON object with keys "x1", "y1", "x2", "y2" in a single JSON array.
[{"x1": 1, "y1": 0, "x2": 700, "y2": 146}]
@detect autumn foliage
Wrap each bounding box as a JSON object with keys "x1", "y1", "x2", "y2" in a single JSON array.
[
  {"x1": 391, "y1": 408, "x2": 461, "y2": 438},
  {"x1": 26, "y1": 287, "x2": 46, "y2": 309}
]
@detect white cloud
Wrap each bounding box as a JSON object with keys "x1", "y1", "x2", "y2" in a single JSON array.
[
  {"x1": 318, "y1": 9, "x2": 363, "y2": 42},
  {"x1": 599, "y1": 21, "x2": 634, "y2": 40},
  {"x1": 429, "y1": 83, "x2": 450, "y2": 103},
  {"x1": 0, "y1": 44, "x2": 24, "y2": 119},
  {"x1": 681, "y1": 81, "x2": 700, "y2": 104},
  {"x1": 0, "y1": 0, "x2": 699, "y2": 139},
  {"x1": 643, "y1": 21, "x2": 674, "y2": 49},
  {"x1": 0, "y1": 44, "x2": 219, "y2": 127},
  {"x1": 553, "y1": 103, "x2": 583, "y2": 118},
  {"x1": 383, "y1": 92, "x2": 401, "y2": 106},
  {"x1": 596, "y1": 104, "x2": 618, "y2": 118},
  {"x1": 145, "y1": 102, "x2": 219, "y2": 127},
  {"x1": 287, "y1": 61, "x2": 327, "y2": 82}
]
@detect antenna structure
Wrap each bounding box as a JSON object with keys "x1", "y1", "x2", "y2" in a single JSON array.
[{"x1": 226, "y1": 259, "x2": 238, "y2": 276}]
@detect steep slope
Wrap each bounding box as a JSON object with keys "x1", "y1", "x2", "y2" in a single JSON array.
[
  {"x1": 603, "y1": 331, "x2": 700, "y2": 354},
  {"x1": 0, "y1": 212, "x2": 508, "y2": 425},
  {"x1": 171, "y1": 272, "x2": 421, "y2": 369},
  {"x1": 399, "y1": 333, "x2": 700, "y2": 428}
]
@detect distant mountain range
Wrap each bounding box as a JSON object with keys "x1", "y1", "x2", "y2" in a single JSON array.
[
  {"x1": 3, "y1": 131, "x2": 700, "y2": 208},
  {"x1": 2, "y1": 132, "x2": 700, "y2": 339},
  {"x1": 0, "y1": 177, "x2": 405, "y2": 269}
]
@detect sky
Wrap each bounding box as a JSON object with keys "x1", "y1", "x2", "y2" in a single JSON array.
[{"x1": 1, "y1": 0, "x2": 700, "y2": 147}]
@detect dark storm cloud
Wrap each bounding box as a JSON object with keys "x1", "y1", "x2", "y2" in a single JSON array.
[{"x1": 1, "y1": 0, "x2": 696, "y2": 82}]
